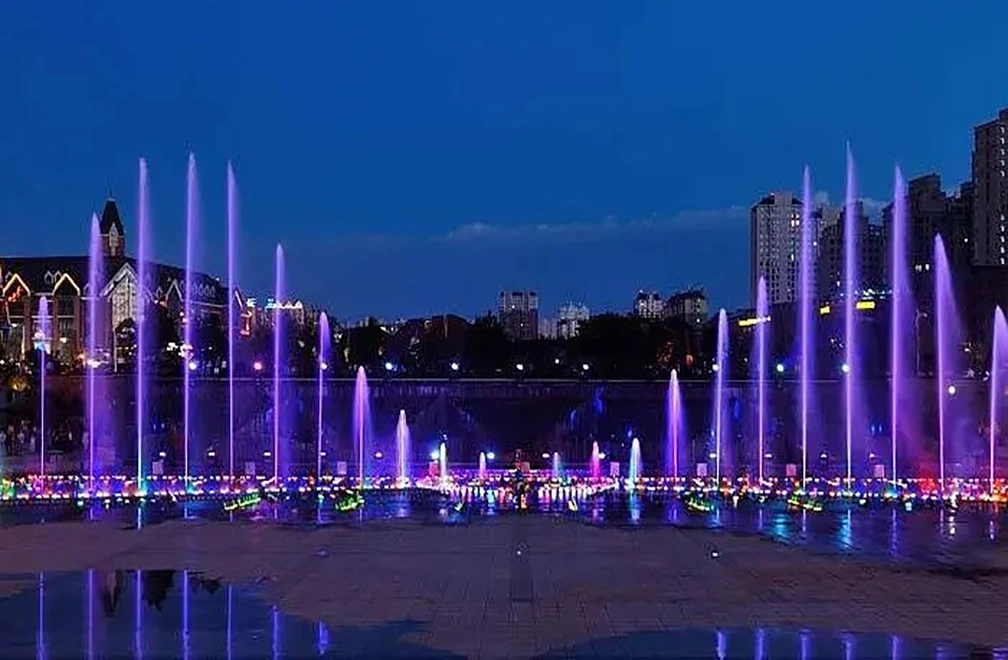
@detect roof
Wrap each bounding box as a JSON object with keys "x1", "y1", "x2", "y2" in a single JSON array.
[
  {"x1": 0, "y1": 255, "x2": 227, "y2": 306},
  {"x1": 99, "y1": 197, "x2": 125, "y2": 235}
]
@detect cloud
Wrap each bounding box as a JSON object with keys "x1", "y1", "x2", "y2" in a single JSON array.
[{"x1": 813, "y1": 190, "x2": 886, "y2": 215}]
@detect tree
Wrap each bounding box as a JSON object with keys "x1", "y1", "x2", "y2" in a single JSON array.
[{"x1": 463, "y1": 315, "x2": 513, "y2": 375}]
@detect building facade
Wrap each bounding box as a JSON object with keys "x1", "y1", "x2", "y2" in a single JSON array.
[
  {"x1": 972, "y1": 107, "x2": 1008, "y2": 266},
  {"x1": 632, "y1": 291, "x2": 664, "y2": 319},
  {"x1": 816, "y1": 201, "x2": 884, "y2": 301},
  {"x1": 497, "y1": 290, "x2": 539, "y2": 340},
  {"x1": 750, "y1": 192, "x2": 803, "y2": 306},
  {"x1": 665, "y1": 288, "x2": 708, "y2": 327},
  {"x1": 0, "y1": 196, "x2": 230, "y2": 367}
]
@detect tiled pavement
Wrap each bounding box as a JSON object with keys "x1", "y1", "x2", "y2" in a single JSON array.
[{"x1": 1, "y1": 515, "x2": 1007, "y2": 656}]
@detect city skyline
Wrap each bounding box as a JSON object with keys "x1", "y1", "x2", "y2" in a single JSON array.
[{"x1": 2, "y1": 2, "x2": 1007, "y2": 318}]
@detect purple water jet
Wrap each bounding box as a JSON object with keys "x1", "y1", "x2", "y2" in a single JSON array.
[
  {"x1": 226, "y1": 162, "x2": 239, "y2": 478},
  {"x1": 353, "y1": 366, "x2": 370, "y2": 487},
  {"x1": 552, "y1": 451, "x2": 561, "y2": 480},
  {"x1": 36, "y1": 297, "x2": 50, "y2": 478},
  {"x1": 666, "y1": 370, "x2": 684, "y2": 480},
  {"x1": 395, "y1": 409, "x2": 410, "y2": 483},
  {"x1": 317, "y1": 313, "x2": 330, "y2": 480},
  {"x1": 87, "y1": 212, "x2": 103, "y2": 483},
  {"x1": 136, "y1": 158, "x2": 151, "y2": 490},
  {"x1": 714, "y1": 308, "x2": 728, "y2": 482},
  {"x1": 843, "y1": 146, "x2": 857, "y2": 487},
  {"x1": 478, "y1": 451, "x2": 487, "y2": 481},
  {"x1": 890, "y1": 166, "x2": 908, "y2": 485},
  {"x1": 590, "y1": 441, "x2": 600, "y2": 480},
  {"x1": 755, "y1": 277, "x2": 768, "y2": 483},
  {"x1": 990, "y1": 306, "x2": 1006, "y2": 495},
  {"x1": 799, "y1": 167, "x2": 814, "y2": 484},
  {"x1": 183, "y1": 153, "x2": 199, "y2": 485},
  {"x1": 273, "y1": 244, "x2": 284, "y2": 483},
  {"x1": 934, "y1": 234, "x2": 957, "y2": 491}
]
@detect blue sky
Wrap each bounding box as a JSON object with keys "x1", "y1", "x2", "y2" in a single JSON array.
[{"x1": 1, "y1": 1, "x2": 1005, "y2": 320}]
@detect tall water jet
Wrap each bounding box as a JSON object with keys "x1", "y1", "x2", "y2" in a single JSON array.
[
  {"x1": 226, "y1": 162, "x2": 238, "y2": 479},
  {"x1": 478, "y1": 451, "x2": 487, "y2": 481},
  {"x1": 990, "y1": 307, "x2": 1006, "y2": 496},
  {"x1": 136, "y1": 158, "x2": 151, "y2": 491},
  {"x1": 438, "y1": 441, "x2": 447, "y2": 485},
  {"x1": 590, "y1": 441, "x2": 600, "y2": 480},
  {"x1": 317, "y1": 313, "x2": 330, "y2": 481},
  {"x1": 890, "y1": 167, "x2": 908, "y2": 486},
  {"x1": 395, "y1": 409, "x2": 410, "y2": 484},
  {"x1": 934, "y1": 235, "x2": 955, "y2": 492},
  {"x1": 36, "y1": 297, "x2": 50, "y2": 478},
  {"x1": 799, "y1": 167, "x2": 814, "y2": 484},
  {"x1": 183, "y1": 153, "x2": 199, "y2": 485},
  {"x1": 755, "y1": 277, "x2": 768, "y2": 483},
  {"x1": 353, "y1": 367, "x2": 369, "y2": 487},
  {"x1": 552, "y1": 451, "x2": 561, "y2": 480},
  {"x1": 628, "y1": 437, "x2": 641, "y2": 484},
  {"x1": 843, "y1": 146, "x2": 857, "y2": 487},
  {"x1": 87, "y1": 213, "x2": 103, "y2": 484},
  {"x1": 713, "y1": 309, "x2": 728, "y2": 483},
  {"x1": 272, "y1": 244, "x2": 284, "y2": 484}
]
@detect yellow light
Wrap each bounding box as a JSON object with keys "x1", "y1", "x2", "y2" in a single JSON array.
[
  {"x1": 856, "y1": 300, "x2": 876, "y2": 311},
  {"x1": 819, "y1": 305, "x2": 831, "y2": 315},
  {"x1": 737, "y1": 316, "x2": 770, "y2": 328}
]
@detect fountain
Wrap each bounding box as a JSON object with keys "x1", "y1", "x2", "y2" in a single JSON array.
[
  {"x1": 36, "y1": 297, "x2": 50, "y2": 479},
  {"x1": 317, "y1": 313, "x2": 330, "y2": 481},
  {"x1": 755, "y1": 277, "x2": 768, "y2": 483},
  {"x1": 843, "y1": 146, "x2": 857, "y2": 487},
  {"x1": 226, "y1": 162, "x2": 238, "y2": 479},
  {"x1": 273, "y1": 244, "x2": 284, "y2": 483},
  {"x1": 890, "y1": 166, "x2": 908, "y2": 486},
  {"x1": 990, "y1": 307, "x2": 1006, "y2": 495},
  {"x1": 713, "y1": 309, "x2": 728, "y2": 482},
  {"x1": 395, "y1": 409, "x2": 410, "y2": 484},
  {"x1": 353, "y1": 367, "x2": 369, "y2": 487},
  {"x1": 478, "y1": 451, "x2": 487, "y2": 481},
  {"x1": 799, "y1": 166, "x2": 814, "y2": 484},
  {"x1": 136, "y1": 157, "x2": 151, "y2": 492},
  {"x1": 666, "y1": 370, "x2": 684, "y2": 482},
  {"x1": 590, "y1": 441, "x2": 600, "y2": 481},
  {"x1": 628, "y1": 437, "x2": 641, "y2": 485},
  {"x1": 934, "y1": 234, "x2": 958, "y2": 491},
  {"x1": 86, "y1": 212, "x2": 103, "y2": 484},
  {"x1": 438, "y1": 442, "x2": 447, "y2": 485},
  {"x1": 552, "y1": 451, "x2": 561, "y2": 480},
  {"x1": 183, "y1": 152, "x2": 199, "y2": 486}
]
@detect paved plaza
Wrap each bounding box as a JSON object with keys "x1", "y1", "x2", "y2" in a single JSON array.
[{"x1": 0, "y1": 513, "x2": 1007, "y2": 656}]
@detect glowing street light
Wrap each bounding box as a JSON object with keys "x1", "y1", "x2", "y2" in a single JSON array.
[
  {"x1": 450, "y1": 361, "x2": 459, "y2": 372},
  {"x1": 384, "y1": 361, "x2": 394, "y2": 372},
  {"x1": 841, "y1": 363, "x2": 850, "y2": 375},
  {"x1": 775, "y1": 363, "x2": 785, "y2": 374},
  {"x1": 516, "y1": 363, "x2": 524, "y2": 372},
  {"x1": 188, "y1": 360, "x2": 198, "y2": 371},
  {"x1": 253, "y1": 360, "x2": 263, "y2": 372},
  {"x1": 581, "y1": 363, "x2": 590, "y2": 372},
  {"x1": 486, "y1": 452, "x2": 496, "y2": 461},
  {"x1": 947, "y1": 384, "x2": 956, "y2": 396}
]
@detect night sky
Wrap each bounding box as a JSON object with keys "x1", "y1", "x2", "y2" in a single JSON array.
[{"x1": 1, "y1": 1, "x2": 1005, "y2": 320}]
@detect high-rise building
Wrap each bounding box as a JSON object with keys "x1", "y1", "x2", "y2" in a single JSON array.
[
  {"x1": 665, "y1": 288, "x2": 708, "y2": 327},
  {"x1": 632, "y1": 291, "x2": 664, "y2": 319},
  {"x1": 815, "y1": 201, "x2": 884, "y2": 301},
  {"x1": 497, "y1": 290, "x2": 539, "y2": 340},
  {"x1": 882, "y1": 173, "x2": 973, "y2": 307},
  {"x1": 750, "y1": 192, "x2": 803, "y2": 306},
  {"x1": 557, "y1": 302, "x2": 589, "y2": 338},
  {"x1": 971, "y1": 108, "x2": 1008, "y2": 266}
]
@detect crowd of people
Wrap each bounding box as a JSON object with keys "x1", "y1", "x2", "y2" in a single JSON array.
[{"x1": 0, "y1": 419, "x2": 81, "y2": 459}]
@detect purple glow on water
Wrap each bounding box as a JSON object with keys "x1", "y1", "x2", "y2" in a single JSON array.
[
  {"x1": 353, "y1": 366, "x2": 369, "y2": 486},
  {"x1": 226, "y1": 162, "x2": 238, "y2": 479},
  {"x1": 86, "y1": 570, "x2": 94, "y2": 660},
  {"x1": 87, "y1": 213, "x2": 103, "y2": 484},
  {"x1": 891, "y1": 166, "x2": 908, "y2": 485},
  {"x1": 183, "y1": 153, "x2": 199, "y2": 485},
  {"x1": 800, "y1": 167, "x2": 814, "y2": 484},
  {"x1": 37, "y1": 296, "x2": 50, "y2": 479},
  {"x1": 756, "y1": 277, "x2": 768, "y2": 483},
  {"x1": 273, "y1": 244, "x2": 284, "y2": 482},
  {"x1": 991, "y1": 307, "x2": 1006, "y2": 494},
  {"x1": 318, "y1": 313, "x2": 330, "y2": 480},
  {"x1": 36, "y1": 572, "x2": 45, "y2": 660},
  {"x1": 714, "y1": 309, "x2": 728, "y2": 482},
  {"x1": 137, "y1": 158, "x2": 150, "y2": 490},
  {"x1": 395, "y1": 409, "x2": 410, "y2": 483},
  {"x1": 844, "y1": 146, "x2": 857, "y2": 486},
  {"x1": 182, "y1": 570, "x2": 190, "y2": 660}
]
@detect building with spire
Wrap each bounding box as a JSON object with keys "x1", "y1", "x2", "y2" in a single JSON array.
[{"x1": 0, "y1": 193, "x2": 232, "y2": 367}]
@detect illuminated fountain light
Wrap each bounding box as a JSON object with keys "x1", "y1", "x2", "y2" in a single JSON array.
[
  {"x1": 478, "y1": 452, "x2": 487, "y2": 481},
  {"x1": 395, "y1": 410, "x2": 410, "y2": 485},
  {"x1": 627, "y1": 438, "x2": 641, "y2": 486}
]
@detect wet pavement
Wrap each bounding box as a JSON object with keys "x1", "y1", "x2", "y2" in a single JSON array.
[{"x1": 0, "y1": 494, "x2": 1006, "y2": 656}]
